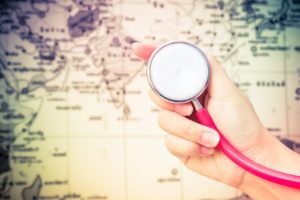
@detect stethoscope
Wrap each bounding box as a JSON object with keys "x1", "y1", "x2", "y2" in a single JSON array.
[{"x1": 147, "y1": 41, "x2": 300, "y2": 189}]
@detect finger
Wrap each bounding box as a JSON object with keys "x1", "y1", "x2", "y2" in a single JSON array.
[
  {"x1": 158, "y1": 110, "x2": 220, "y2": 148},
  {"x1": 165, "y1": 134, "x2": 215, "y2": 157},
  {"x1": 132, "y1": 43, "x2": 157, "y2": 60},
  {"x1": 149, "y1": 90, "x2": 193, "y2": 116},
  {"x1": 177, "y1": 156, "x2": 189, "y2": 165}
]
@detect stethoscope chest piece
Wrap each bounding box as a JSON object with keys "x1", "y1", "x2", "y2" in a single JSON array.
[{"x1": 147, "y1": 41, "x2": 210, "y2": 104}]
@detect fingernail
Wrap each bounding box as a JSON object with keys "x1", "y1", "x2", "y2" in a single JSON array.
[
  {"x1": 174, "y1": 105, "x2": 193, "y2": 116},
  {"x1": 200, "y1": 147, "x2": 215, "y2": 155},
  {"x1": 131, "y1": 42, "x2": 140, "y2": 49},
  {"x1": 202, "y1": 132, "x2": 220, "y2": 147},
  {"x1": 186, "y1": 105, "x2": 194, "y2": 115}
]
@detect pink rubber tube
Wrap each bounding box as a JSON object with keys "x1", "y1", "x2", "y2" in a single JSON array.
[{"x1": 195, "y1": 108, "x2": 300, "y2": 189}]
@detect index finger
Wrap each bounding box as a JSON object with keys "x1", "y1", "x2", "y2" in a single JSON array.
[
  {"x1": 132, "y1": 43, "x2": 156, "y2": 60},
  {"x1": 149, "y1": 90, "x2": 193, "y2": 116}
]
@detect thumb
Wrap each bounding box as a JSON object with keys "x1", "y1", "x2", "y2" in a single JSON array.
[
  {"x1": 206, "y1": 56, "x2": 240, "y2": 100},
  {"x1": 132, "y1": 43, "x2": 156, "y2": 60}
]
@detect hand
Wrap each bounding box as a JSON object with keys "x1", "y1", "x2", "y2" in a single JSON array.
[{"x1": 132, "y1": 42, "x2": 276, "y2": 188}]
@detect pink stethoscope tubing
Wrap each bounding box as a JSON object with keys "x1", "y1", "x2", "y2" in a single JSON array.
[{"x1": 195, "y1": 108, "x2": 300, "y2": 189}]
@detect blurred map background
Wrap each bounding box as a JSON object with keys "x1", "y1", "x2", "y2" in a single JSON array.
[{"x1": 0, "y1": 0, "x2": 300, "y2": 199}]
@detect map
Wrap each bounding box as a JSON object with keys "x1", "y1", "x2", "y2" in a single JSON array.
[{"x1": 0, "y1": 0, "x2": 299, "y2": 199}]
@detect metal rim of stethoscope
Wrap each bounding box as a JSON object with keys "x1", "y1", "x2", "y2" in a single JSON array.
[{"x1": 147, "y1": 41, "x2": 211, "y2": 109}]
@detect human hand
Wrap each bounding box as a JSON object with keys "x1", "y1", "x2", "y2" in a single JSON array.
[{"x1": 132, "y1": 42, "x2": 277, "y2": 188}]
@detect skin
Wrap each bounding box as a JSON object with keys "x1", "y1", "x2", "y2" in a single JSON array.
[{"x1": 132, "y1": 43, "x2": 300, "y2": 199}]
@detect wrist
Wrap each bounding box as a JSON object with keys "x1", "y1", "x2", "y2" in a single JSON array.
[{"x1": 238, "y1": 131, "x2": 300, "y2": 199}]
